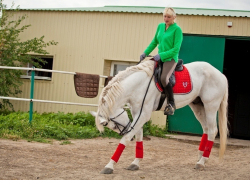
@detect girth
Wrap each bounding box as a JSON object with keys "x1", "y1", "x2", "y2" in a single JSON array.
[{"x1": 153, "y1": 59, "x2": 184, "y2": 111}]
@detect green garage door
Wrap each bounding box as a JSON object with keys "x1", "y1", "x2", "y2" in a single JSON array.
[{"x1": 168, "y1": 35, "x2": 225, "y2": 135}]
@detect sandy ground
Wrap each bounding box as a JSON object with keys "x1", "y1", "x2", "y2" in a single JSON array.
[{"x1": 0, "y1": 136, "x2": 250, "y2": 180}]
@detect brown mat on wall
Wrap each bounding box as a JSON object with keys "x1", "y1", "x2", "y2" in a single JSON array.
[{"x1": 74, "y1": 72, "x2": 100, "y2": 98}]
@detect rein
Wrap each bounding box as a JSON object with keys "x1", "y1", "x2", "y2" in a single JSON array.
[{"x1": 109, "y1": 59, "x2": 154, "y2": 136}]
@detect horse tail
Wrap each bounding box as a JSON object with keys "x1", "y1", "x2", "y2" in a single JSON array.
[{"x1": 218, "y1": 79, "x2": 229, "y2": 160}]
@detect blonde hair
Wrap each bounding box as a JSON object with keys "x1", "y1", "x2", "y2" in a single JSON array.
[{"x1": 163, "y1": 7, "x2": 176, "y2": 17}]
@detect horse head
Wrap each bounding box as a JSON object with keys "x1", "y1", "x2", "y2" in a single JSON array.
[
  {"x1": 90, "y1": 60, "x2": 154, "y2": 135},
  {"x1": 90, "y1": 108, "x2": 131, "y2": 135}
]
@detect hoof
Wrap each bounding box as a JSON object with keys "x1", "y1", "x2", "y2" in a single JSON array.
[
  {"x1": 126, "y1": 164, "x2": 139, "y2": 171},
  {"x1": 100, "y1": 167, "x2": 113, "y2": 174},
  {"x1": 194, "y1": 163, "x2": 205, "y2": 170}
]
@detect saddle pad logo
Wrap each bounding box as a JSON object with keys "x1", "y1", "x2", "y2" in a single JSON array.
[
  {"x1": 183, "y1": 82, "x2": 188, "y2": 88},
  {"x1": 173, "y1": 66, "x2": 192, "y2": 94}
]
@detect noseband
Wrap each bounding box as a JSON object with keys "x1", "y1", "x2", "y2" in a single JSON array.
[{"x1": 109, "y1": 109, "x2": 133, "y2": 136}]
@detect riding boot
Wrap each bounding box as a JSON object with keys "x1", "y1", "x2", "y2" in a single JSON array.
[{"x1": 163, "y1": 83, "x2": 176, "y2": 115}]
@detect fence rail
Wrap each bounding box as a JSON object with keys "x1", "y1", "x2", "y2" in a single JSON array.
[
  {"x1": 0, "y1": 96, "x2": 99, "y2": 107},
  {"x1": 0, "y1": 66, "x2": 108, "y2": 78},
  {"x1": 0, "y1": 65, "x2": 106, "y2": 122}
]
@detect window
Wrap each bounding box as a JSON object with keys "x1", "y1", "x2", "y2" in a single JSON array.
[
  {"x1": 110, "y1": 61, "x2": 137, "y2": 76},
  {"x1": 20, "y1": 56, "x2": 54, "y2": 80}
]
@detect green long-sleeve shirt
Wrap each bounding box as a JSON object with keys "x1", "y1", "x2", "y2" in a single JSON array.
[{"x1": 144, "y1": 22, "x2": 183, "y2": 63}]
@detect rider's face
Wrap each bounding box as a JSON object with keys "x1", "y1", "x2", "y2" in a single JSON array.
[{"x1": 163, "y1": 13, "x2": 175, "y2": 26}]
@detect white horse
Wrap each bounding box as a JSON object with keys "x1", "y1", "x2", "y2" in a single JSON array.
[{"x1": 90, "y1": 59, "x2": 228, "y2": 174}]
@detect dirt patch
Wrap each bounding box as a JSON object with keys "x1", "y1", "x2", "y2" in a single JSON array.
[{"x1": 0, "y1": 136, "x2": 250, "y2": 180}]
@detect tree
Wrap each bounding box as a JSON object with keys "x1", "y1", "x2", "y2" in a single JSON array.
[{"x1": 0, "y1": 1, "x2": 58, "y2": 110}]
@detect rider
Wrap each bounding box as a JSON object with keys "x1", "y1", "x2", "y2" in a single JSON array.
[{"x1": 140, "y1": 7, "x2": 183, "y2": 115}]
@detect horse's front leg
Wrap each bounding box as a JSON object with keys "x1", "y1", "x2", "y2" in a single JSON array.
[
  {"x1": 101, "y1": 142, "x2": 126, "y2": 174},
  {"x1": 101, "y1": 120, "x2": 146, "y2": 174},
  {"x1": 126, "y1": 128, "x2": 143, "y2": 171}
]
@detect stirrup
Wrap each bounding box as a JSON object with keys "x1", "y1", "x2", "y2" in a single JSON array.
[{"x1": 164, "y1": 104, "x2": 175, "y2": 115}]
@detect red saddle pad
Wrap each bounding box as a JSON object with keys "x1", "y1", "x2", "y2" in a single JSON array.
[{"x1": 172, "y1": 66, "x2": 192, "y2": 94}]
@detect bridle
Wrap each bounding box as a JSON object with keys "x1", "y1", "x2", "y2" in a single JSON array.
[{"x1": 109, "y1": 109, "x2": 132, "y2": 136}]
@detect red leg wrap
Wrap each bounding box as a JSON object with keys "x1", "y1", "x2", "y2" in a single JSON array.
[
  {"x1": 111, "y1": 143, "x2": 125, "y2": 163},
  {"x1": 203, "y1": 140, "x2": 214, "y2": 158},
  {"x1": 136, "y1": 141, "x2": 143, "y2": 158},
  {"x1": 199, "y1": 134, "x2": 208, "y2": 151}
]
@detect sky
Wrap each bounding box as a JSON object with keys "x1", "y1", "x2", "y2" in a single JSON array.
[{"x1": 3, "y1": 0, "x2": 250, "y2": 11}]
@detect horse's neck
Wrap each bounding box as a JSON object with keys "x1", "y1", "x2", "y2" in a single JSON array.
[{"x1": 119, "y1": 71, "x2": 157, "y2": 108}]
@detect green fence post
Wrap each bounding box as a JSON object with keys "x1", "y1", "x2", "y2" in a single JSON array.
[{"x1": 29, "y1": 67, "x2": 35, "y2": 123}]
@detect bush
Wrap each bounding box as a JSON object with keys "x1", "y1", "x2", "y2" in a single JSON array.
[{"x1": 0, "y1": 111, "x2": 168, "y2": 143}]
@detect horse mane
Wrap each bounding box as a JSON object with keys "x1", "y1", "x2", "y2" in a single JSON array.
[{"x1": 97, "y1": 60, "x2": 154, "y2": 121}]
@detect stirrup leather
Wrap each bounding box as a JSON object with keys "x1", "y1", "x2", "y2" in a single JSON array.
[{"x1": 164, "y1": 104, "x2": 175, "y2": 115}]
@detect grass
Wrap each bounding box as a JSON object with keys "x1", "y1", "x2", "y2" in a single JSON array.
[
  {"x1": 0, "y1": 110, "x2": 169, "y2": 143},
  {"x1": 60, "y1": 140, "x2": 71, "y2": 145}
]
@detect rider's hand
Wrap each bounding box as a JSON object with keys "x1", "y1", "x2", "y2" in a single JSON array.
[
  {"x1": 140, "y1": 53, "x2": 146, "y2": 61},
  {"x1": 153, "y1": 54, "x2": 161, "y2": 62}
]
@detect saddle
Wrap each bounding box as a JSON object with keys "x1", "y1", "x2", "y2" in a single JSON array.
[{"x1": 153, "y1": 59, "x2": 184, "y2": 92}]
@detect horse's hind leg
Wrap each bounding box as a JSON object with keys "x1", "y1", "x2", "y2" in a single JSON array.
[
  {"x1": 126, "y1": 128, "x2": 143, "y2": 171},
  {"x1": 189, "y1": 103, "x2": 208, "y2": 162},
  {"x1": 196, "y1": 112, "x2": 218, "y2": 169},
  {"x1": 194, "y1": 103, "x2": 219, "y2": 170}
]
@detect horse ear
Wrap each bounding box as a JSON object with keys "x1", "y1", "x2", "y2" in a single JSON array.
[
  {"x1": 89, "y1": 111, "x2": 97, "y2": 117},
  {"x1": 90, "y1": 111, "x2": 105, "y2": 132},
  {"x1": 90, "y1": 111, "x2": 107, "y2": 126}
]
